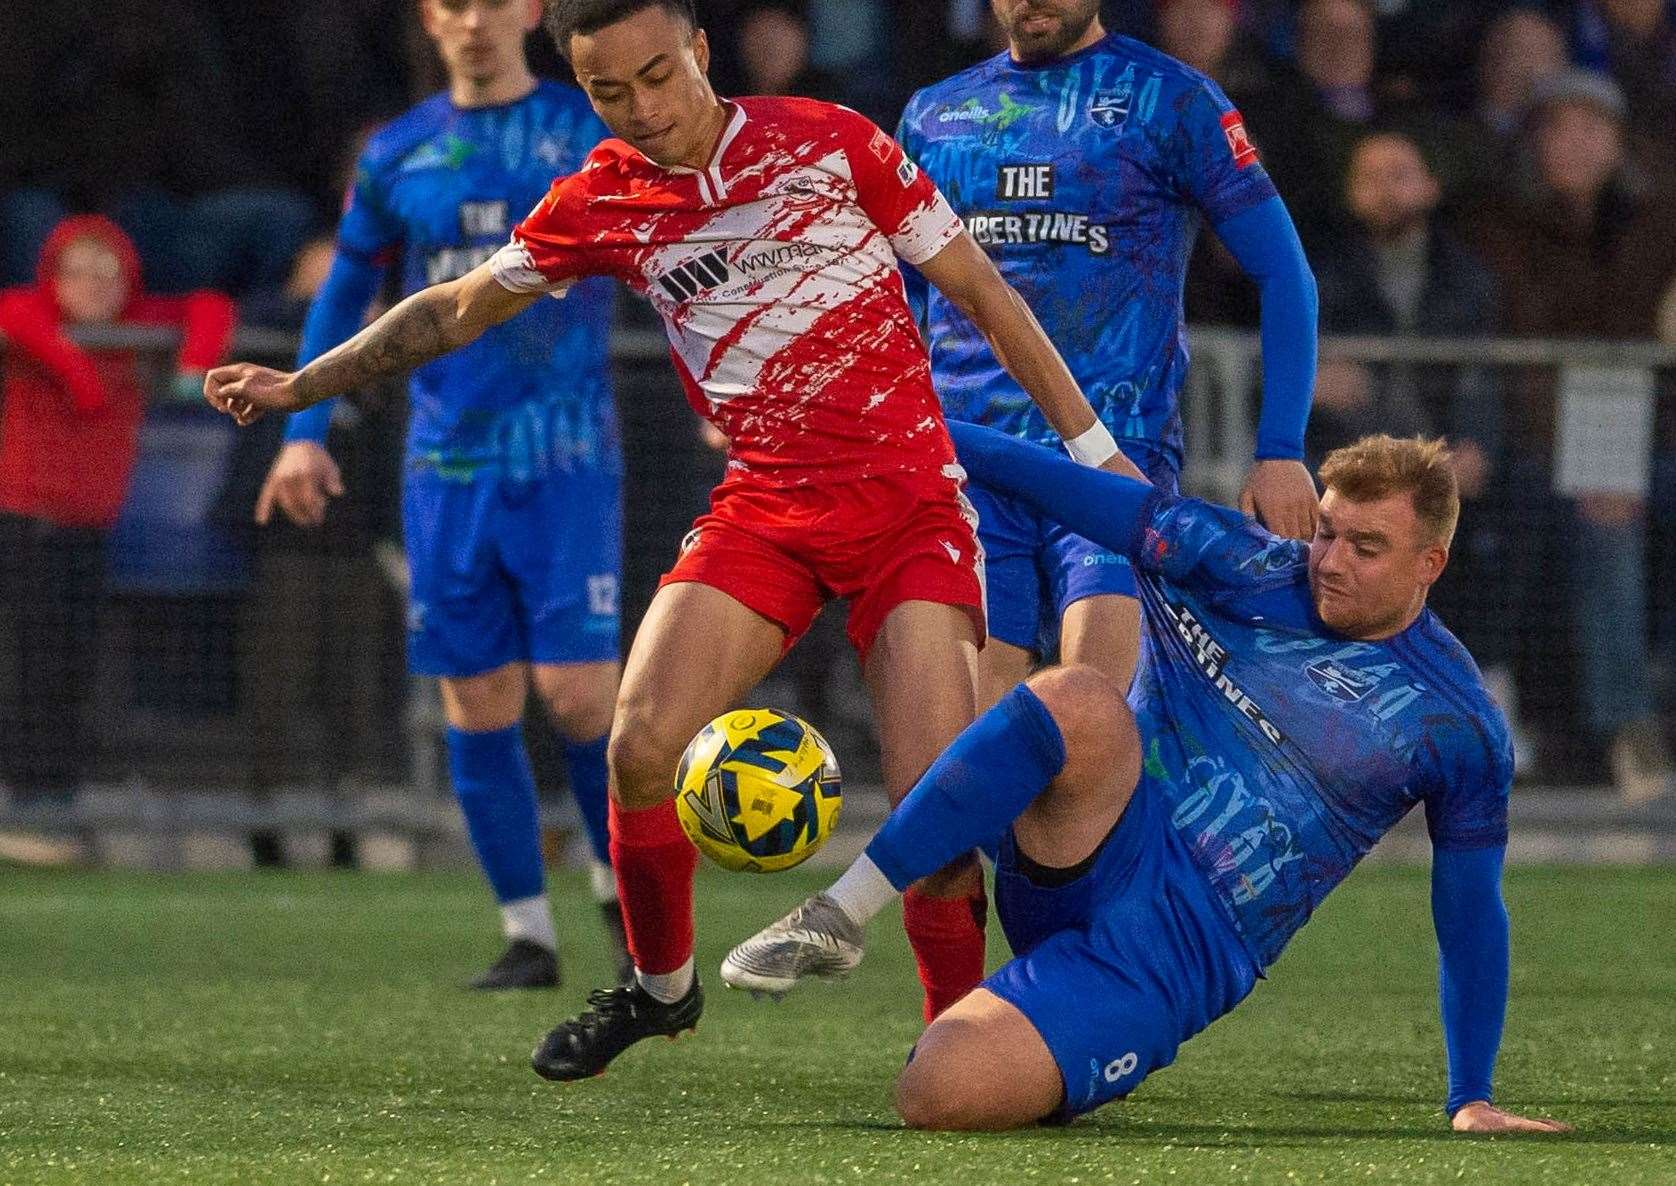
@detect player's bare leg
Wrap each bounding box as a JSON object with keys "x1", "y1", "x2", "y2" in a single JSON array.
[
  {"x1": 1059, "y1": 593, "x2": 1140, "y2": 691},
  {"x1": 976, "y1": 593, "x2": 1135, "y2": 717},
  {"x1": 532, "y1": 582, "x2": 784, "y2": 1081},
  {"x1": 863, "y1": 599, "x2": 984, "y2": 1019},
  {"x1": 1005, "y1": 664, "x2": 1139, "y2": 866},
  {"x1": 438, "y1": 663, "x2": 562, "y2": 990},
  {"x1": 439, "y1": 662, "x2": 529, "y2": 732},
  {"x1": 607, "y1": 582, "x2": 786, "y2": 814},
  {"x1": 975, "y1": 636, "x2": 1033, "y2": 712},
  {"x1": 530, "y1": 660, "x2": 618, "y2": 744},
  {"x1": 531, "y1": 660, "x2": 633, "y2": 982},
  {"x1": 895, "y1": 989, "x2": 1063, "y2": 1130}
]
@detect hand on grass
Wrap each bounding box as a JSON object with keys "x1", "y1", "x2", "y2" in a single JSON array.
[{"x1": 1450, "y1": 1101, "x2": 1572, "y2": 1135}]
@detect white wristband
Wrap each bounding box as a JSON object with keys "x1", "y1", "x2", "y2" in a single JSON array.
[{"x1": 1063, "y1": 420, "x2": 1120, "y2": 467}]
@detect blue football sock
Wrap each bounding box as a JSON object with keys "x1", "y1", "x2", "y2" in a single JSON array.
[
  {"x1": 865, "y1": 684, "x2": 1067, "y2": 891},
  {"x1": 446, "y1": 724, "x2": 545, "y2": 905},
  {"x1": 562, "y1": 733, "x2": 613, "y2": 868}
]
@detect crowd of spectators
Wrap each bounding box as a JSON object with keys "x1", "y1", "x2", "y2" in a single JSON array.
[{"x1": 2, "y1": 0, "x2": 1674, "y2": 812}]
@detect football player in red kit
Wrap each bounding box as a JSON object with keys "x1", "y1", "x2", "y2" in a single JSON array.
[{"x1": 204, "y1": 0, "x2": 1134, "y2": 1079}]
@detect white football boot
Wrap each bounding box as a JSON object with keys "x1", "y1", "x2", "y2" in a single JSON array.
[{"x1": 720, "y1": 892, "x2": 865, "y2": 999}]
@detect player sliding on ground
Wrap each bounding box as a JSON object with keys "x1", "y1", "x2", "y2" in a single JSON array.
[
  {"x1": 724, "y1": 424, "x2": 1573, "y2": 1136},
  {"x1": 206, "y1": 0, "x2": 1126, "y2": 1080}
]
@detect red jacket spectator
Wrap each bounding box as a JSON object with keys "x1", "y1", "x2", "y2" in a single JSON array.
[{"x1": 0, "y1": 215, "x2": 235, "y2": 529}]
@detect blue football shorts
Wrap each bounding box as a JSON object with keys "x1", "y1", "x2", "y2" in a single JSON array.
[
  {"x1": 970, "y1": 440, "x2": 1180, "y2": 652},
  {"x1": 983, "y1": 775, "x2": 1260, "y2": 1117},
  {"x1": 402, "y1": 461, "x2": 622, "y2": 677}
]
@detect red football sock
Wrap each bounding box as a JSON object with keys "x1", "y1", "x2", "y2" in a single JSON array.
[
  {"x1": 902, "y1": 884, "x2": 988, "y2": 1022},
  {"x1": 608, "y1": 798, "x2": 699, "y2": 976}
]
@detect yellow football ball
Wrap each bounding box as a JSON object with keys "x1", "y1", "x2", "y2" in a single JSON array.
[{"x1": 673, "y1": 708, "x2": 842, "y2": 873}]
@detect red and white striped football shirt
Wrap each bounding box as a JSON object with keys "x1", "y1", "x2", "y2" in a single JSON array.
[{"x1": 489, "y1": 96, "x2": 966, "y2": 485}]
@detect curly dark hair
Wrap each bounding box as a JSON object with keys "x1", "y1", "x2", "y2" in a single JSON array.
[{"x1": 544, "y1": 0, "x2": 698, "y2": 55}]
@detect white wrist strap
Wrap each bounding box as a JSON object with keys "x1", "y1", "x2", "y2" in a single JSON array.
[{"x1": 1063, "y1": 420, "x2": 1119, "y2": 467}]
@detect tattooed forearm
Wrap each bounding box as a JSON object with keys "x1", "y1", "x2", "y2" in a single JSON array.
[{"x1": 293, "y1": 285, "x2": 462, "y2": 405}]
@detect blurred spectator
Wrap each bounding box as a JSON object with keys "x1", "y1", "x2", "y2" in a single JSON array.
[
  {"x1": 1245, "y1": 0, "x2": 1388, "y2": 242},
  {"x1": 803, "y1": 0, "x2": 893, "y2": 120},
  {"x1": 1470, "y1": 69, "x2": 1676, "y2": 797},
  {"x1": 1308, "y1": 132, "x2": 1539, "y2": 761},
  {"x1": 1568, "y1": 0, "x2": 1676, "y2": 136},
  {"x1": 1449, "y1": 6, "x2": 1572, "y2": 204},
  {"x1": 734, "y1": 3, "x2": 843, "y2": 100},
  {"x1": 1361, "y1": 2, "x2": 1509, "y2": 113},
  {"x1": 230, "y1": 236, "x2": 399, "y2": 796},
  {"x1": 238, "y1": 237, "x2": 341, "y2": 337},
  {"x1": 1479, "y1": 9, "x2": 1573, "y2": 139},
  {"x1": 1165, "y1": 0, "x2": 1272, "y2": 326},
  {"x1": 1310, "y1": 134, "x2": 1500, "y2": 463},
  {"x1": 0, "y1": 217, "x2": 234, "y2": 845},
  {"x1": 1153, "y1": 0, "x2": 1269, "y2": 99}
]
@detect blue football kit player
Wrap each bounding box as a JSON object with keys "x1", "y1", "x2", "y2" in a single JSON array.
[
  {"x1": 257, "y1": 0, "x2": 627, "y2": 989},
  {"x1": 725, "y1": 423, "x2": 1572, "y2": 1136},
  {"x1": 896, "y1": 0, "x2": 1319, "y2": 700}
]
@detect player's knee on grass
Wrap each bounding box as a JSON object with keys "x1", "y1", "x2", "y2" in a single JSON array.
[
  {"x1": 894, "y1": 1008, "x2": 1063, "y2": 1131},
  {"x1": 1025, "y1": 664, "x2": 1139, "y2": 802}
]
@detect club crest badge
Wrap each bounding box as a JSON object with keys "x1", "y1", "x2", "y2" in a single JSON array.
[
  {"x1": 1088, "y1": 81, "x2": 1133, "y2": 130},
  {"x1": 1306, "y1": 658, "x2": 1378, "y2": 703}
]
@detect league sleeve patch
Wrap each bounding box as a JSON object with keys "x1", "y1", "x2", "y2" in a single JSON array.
[
  {"x1": 1219, "y1": 110, "x2": 1260, "y2": 170},
  {"x1": 868, "y1": 126, "x2": 895, "y2": 164},
  {"x1": 896, "y1": 158, "x2": 919, "y2": 187}
]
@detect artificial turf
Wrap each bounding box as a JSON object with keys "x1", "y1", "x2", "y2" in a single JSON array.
[{"x1": 0, "y1": 863, "x2": 1670, "y2": 1184}]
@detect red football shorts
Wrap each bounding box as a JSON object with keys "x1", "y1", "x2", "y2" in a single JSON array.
[{"x1": 659, "y1": 467, "x2": 987, "y2": 663}]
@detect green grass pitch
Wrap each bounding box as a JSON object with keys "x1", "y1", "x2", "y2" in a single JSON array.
[{"x1": 1, "y1": 864, "x2": 1671, "y2": 1184}]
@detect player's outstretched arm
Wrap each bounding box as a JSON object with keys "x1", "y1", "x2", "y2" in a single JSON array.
[
  {"x1": 204, "y1": 262, "x2": 538, "y2": 426},
  {"x1": 1214, "y1": 196, "x2": 1320, "y2": 539},
  {"x1": 1430, "y1": 845, "x2": 1572, "y2": 1136},
  {"x1": 915, "y1": 232, "x2": 1144, "y2": 480},
  {"x1": 947, "y1": 422, "x2": 1158, "y2": 559}
]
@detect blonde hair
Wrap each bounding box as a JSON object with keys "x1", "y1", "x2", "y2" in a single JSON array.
[{"x1": 1318, "y1": 434, "x2": 1460, "y2": 547}]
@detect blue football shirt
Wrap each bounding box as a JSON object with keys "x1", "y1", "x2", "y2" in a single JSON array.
[
  {"x1": 897, "y1": 34, "x2": 1277, "y2": 465},
  {"x1": 335, "y1": 82, "x2": 618, "y2": 473},
  {"x1": 1125, "y1": 495, "x2": 1512, "y2": 969}
]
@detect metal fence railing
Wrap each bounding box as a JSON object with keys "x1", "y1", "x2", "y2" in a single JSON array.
[{"x1": 2, "y1": 325, "x2": 1672, "y2": 856}]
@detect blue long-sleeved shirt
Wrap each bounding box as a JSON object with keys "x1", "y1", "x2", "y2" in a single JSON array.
[{"x1": 897, "y1": 33, "x2": 1315, "y2": 465}]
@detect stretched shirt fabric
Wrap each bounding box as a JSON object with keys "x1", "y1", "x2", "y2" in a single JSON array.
[
  {"x1": 1128, "y1": 495, "x2": 1510, "y2": 968},
  {"x1": 288, "y1": 82, "x2": 618, "y2": 477},
  {"x1": 490, "y1": 96, "x2": 967, "y2": 487},
  {"x1": 897, "y1": 34, "x2": 1278, "y2": 465},
  {"x1": 946, "y1": 421, "x2": 1512, "y2": 970}
]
